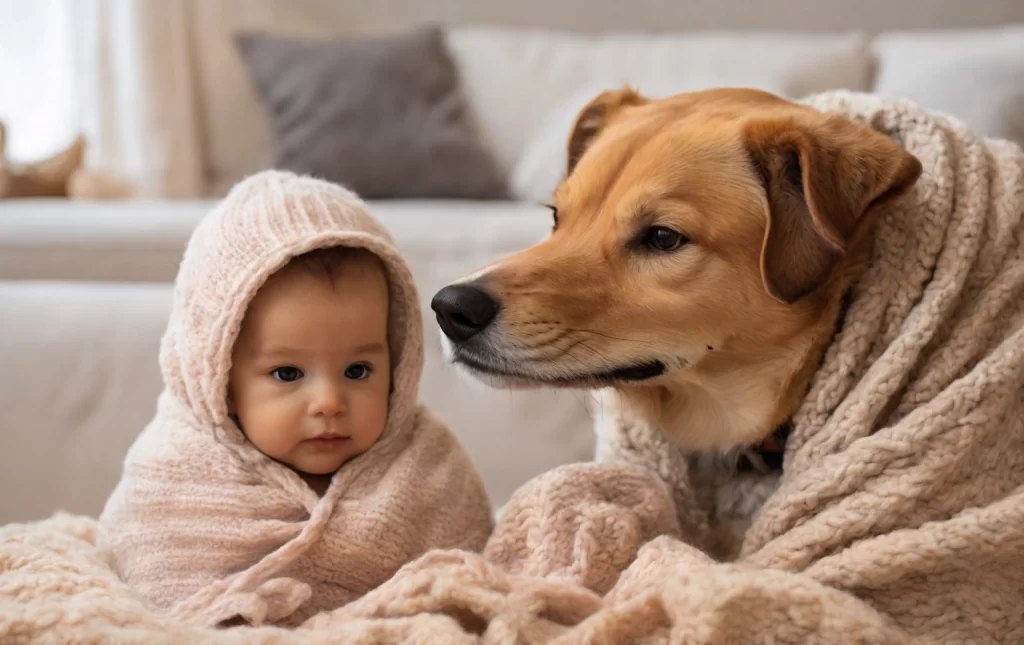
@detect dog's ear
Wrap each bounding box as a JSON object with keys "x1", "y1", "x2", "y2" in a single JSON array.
[
  {"x1": 567, "y1": 88, "x2": 647, "y2": 175},
  {"x1": 744, "y1": 113, "x2": 922, "y2": 304}
]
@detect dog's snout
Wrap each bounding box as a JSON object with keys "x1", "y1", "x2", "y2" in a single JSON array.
[{"x1": 431, "y1": 284, "x2": 499, "y2": 342}]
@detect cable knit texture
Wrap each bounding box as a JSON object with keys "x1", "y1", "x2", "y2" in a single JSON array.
[
  {"x1": 93, "y1": 170, "x2": 494, "y2": 627},
  {"x1": 1, "y1": 91, "x2": 1022, "y2": 643}
]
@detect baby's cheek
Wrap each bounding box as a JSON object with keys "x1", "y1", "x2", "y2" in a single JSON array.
[{"x1": 249, "y1": 401, "x2": 305, "y2": 459}]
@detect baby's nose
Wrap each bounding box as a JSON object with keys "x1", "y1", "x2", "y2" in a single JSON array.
[{"x1": 309, "y1": 384, "x2": 346, "y2": 417}]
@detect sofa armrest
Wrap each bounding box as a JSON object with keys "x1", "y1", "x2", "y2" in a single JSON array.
[
  {"x1": 0, "y1": 281, "x2": 172, "y2": 523},
  {"x1": 0, "y1": 199, "x2": 208, "y2": 282}
]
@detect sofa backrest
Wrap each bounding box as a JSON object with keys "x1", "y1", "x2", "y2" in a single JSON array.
[{"x1": 158, "y1": 1, "x2": 1024, "y2": 197}]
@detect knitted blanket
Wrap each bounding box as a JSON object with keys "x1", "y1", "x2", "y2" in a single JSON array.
[
  {"x1": 2, "y1": 91, "x2": 1022, "y2": 644},
  {"x1": 94, "y1": 171, "x2": 494, "y2": 627}
]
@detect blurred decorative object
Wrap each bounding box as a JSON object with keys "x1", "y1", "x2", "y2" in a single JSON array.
[{"x1": 0, "y1": 122, "x2": 135, "y2": 200}]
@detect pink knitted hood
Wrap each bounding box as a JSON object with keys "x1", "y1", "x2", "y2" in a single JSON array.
[
  {"x1": 99, "y1": 170, "x2": 493, "y2": 628},
  {"x1": 159, "y1": 169, "x2": 422, "y2": 437}
]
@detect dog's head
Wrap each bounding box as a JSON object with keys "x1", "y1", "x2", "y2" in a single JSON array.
[{"x1": 432, "y1": 88, "x2": 921, "y2": 448}]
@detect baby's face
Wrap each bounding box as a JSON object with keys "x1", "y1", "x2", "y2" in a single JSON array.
[{"x1": 228, "y1": 257, "x2": 391, "y2": 478}]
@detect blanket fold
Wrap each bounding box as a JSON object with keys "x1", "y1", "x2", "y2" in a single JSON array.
[
  {"x1": 95, "y1": 170, "x2": 494, "y2": 627},
  {"x1": 2, "y1": 91, "x2": 1022, "y2": 644}
]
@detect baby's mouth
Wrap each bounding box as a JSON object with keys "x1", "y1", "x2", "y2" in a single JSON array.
[{"x1": 305, "y1": 434, "x2": 350, "y2": 450}]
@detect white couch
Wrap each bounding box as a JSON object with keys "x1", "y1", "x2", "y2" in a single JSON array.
[{"x1": 2, "y1": 7, "x2": 1023, "y2": 524}]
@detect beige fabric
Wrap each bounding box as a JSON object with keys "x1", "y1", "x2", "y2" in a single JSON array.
[
  {"x1": 97, "y1": 170, "x2": 493, "y2": 627},
  {"x1": 2, "y1": 91, "x2": 1023, "y2": 642}
]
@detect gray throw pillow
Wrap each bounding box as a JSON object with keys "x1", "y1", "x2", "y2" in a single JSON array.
[{"x1": 236, "y1": 26, "x2": 508, "y2": 199}]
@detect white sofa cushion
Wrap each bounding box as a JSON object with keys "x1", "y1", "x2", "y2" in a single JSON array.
[
  {"x1": 872, "y1": 26, "x2": 1024, "y2": 148},
  {"x1": 446, "y1": 27, "x2": 874, "y2": 181},
  {"x1": 495, "y1": 30, "x2": 875, "y2": 203}
]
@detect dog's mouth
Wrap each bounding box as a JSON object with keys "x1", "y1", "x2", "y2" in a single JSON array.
[{"x1": 451, "y1": 349, "x2": 666, "y2": 389}]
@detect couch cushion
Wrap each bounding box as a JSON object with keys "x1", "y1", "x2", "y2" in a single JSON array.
[
  {"x1": 872, "y1": 26, "x2": 1024, "y2": 148},
  {"x1": 446, "y1": 27, "x2": 875, "y2": 180},
  {"x1": 236, "y1": 26, "x2": 507, "y2": 199}
]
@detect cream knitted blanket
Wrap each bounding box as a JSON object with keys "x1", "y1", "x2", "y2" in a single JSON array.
[
  {"x1": 94, "y1": 171, "x2": 494, "y2": 627},
  {"x1": 2, "y1": 91, "x2": 1023, "y2": 644}
]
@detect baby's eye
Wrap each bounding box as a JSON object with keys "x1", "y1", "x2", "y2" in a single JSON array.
[
  {"x1": 344, "y1": 363, "x2": 372, "y2": 380},
  {"x1": 270, "y1": 366, "x2": 303, "y2": 382}
]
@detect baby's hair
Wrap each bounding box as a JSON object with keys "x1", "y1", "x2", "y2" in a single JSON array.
[{"x1": 287, "y1": 245, "x2": 385, "y2": 288}]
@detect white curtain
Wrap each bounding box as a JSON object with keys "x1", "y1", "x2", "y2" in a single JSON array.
[{"x1": 0, "y1": 0, "x2": 206, "y2": 197}]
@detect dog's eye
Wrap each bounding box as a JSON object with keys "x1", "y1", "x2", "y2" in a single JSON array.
[{"x1": 642, "y1": 226, "x2": 688, "y2": 252}]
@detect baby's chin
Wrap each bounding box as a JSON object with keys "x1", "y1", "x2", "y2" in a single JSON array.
[{"x1": 290, "y1": 442, "x2": 369, "y2": 476}]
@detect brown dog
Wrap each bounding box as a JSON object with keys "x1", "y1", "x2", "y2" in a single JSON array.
[{"x1": 432, "y1": 87, "x2": 921, "y2": 457}]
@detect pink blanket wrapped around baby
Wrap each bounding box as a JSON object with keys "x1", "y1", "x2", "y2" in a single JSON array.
[{"x1": 96, "y1": 170, "x2": 494, "y2": 627}]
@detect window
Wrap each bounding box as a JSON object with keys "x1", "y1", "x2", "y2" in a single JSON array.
[{"x1": 0, "y1": 0, "x2": 79, "y2": 163}]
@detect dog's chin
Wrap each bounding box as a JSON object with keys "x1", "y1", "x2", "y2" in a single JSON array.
[
  {"x1": 449, "y1": 362, "x2": 554, "y2": 391},
  {"x1": 440, "y1": 334, "x2": 666, "y2": 390}
]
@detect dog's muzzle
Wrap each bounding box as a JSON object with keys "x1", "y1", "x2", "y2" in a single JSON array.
[{"x1": 431, "y1": 281, "x2": 667, "y2": 388}]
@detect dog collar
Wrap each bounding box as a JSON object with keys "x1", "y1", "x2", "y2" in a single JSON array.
[{"x1": 738, "y1": 421, "x2": 791, "y2": 473}]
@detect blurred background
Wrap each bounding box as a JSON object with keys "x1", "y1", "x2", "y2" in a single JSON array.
[{"x1": 1, "y1": 0, "x2": 1022, "y2": 523}]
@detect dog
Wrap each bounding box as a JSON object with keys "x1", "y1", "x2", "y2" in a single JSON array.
[{"x1": 431, "y1": 88, "x2": 921, "y2": 536}]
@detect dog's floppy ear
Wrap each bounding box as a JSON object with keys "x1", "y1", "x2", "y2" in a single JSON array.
[
  {"x1": 567, "y1": 88, "x2": 647, "y2": 175},
  {"x1": 745, "y1": 113, "x2": 922, "y2": 304}
]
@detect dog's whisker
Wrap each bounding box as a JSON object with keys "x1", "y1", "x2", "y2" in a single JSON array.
[
  {"x1": 522, "y1": 329, "x2": 659, "y2": 359},
  {"x1": 506, "y1": 327, "x2": 663, "y2": 370}
]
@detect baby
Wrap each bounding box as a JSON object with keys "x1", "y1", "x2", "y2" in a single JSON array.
[{"x1": 98, "y1": 170, "x2": 493, "y2": 628}]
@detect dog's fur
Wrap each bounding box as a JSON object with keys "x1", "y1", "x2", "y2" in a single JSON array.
[{"x1": 437, "y1": 87, "x2": 922, "y2": 458}]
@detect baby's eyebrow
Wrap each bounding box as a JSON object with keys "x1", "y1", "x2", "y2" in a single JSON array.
[{"x1": 255, "y1": 342, "x2": 387, "y2": 357}]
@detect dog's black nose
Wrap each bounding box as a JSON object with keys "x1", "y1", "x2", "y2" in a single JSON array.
[{"x1": 431, "y1": 284, "x2": 499, "y2": 343}]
